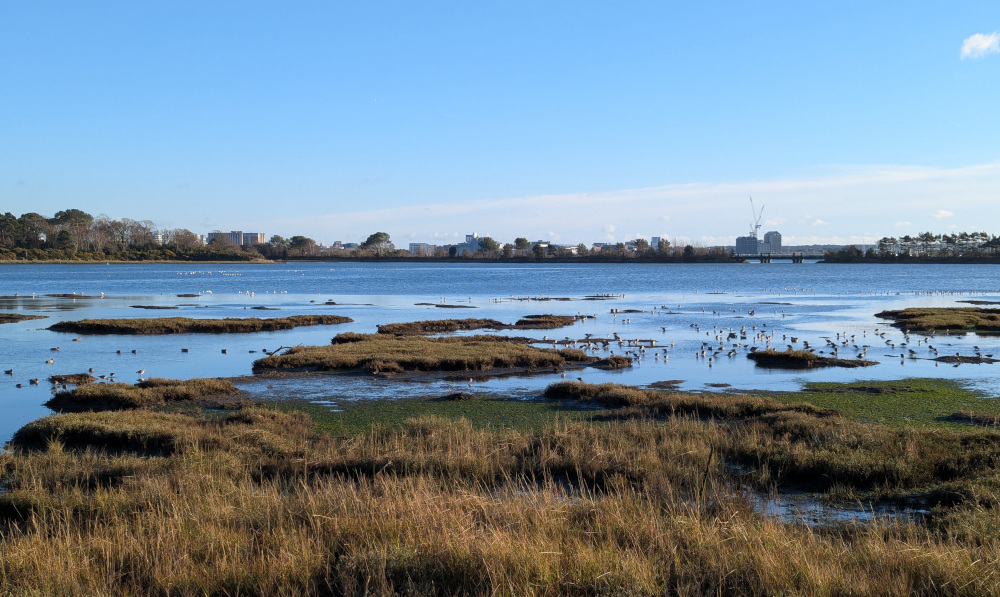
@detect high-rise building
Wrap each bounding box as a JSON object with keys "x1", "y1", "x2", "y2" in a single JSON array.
[{"x1": 763, "y1": 231, "x2": 782, "y2": 254}]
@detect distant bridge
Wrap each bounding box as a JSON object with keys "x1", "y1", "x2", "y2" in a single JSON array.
[{"x1": 736, "y1": 252, "x2": 824, "y2": 263}]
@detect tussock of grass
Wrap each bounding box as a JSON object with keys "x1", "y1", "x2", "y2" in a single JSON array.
[
  {"x1": 46, "y1": 377, "x2": 242, "y2": 411},
  {"x1": 0, "y1": 313, "x2": 46, "y2": 324},
  {"x1": 376, "y1": 314, "x2": 579, "y2": 336},
  {"x1": 877, "y1": 307, "x2": 1000, "y2": 333},
  {"x1": 253, "y1": 333, "x2": 594, "y2": 374},
  {"x1": 47, "y1": 314, "x2": 353, "y2": 335},
  {"x1": 747, "y1": 348, "x2": 877, "y2": 368}
]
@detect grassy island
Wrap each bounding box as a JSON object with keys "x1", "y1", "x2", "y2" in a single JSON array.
[
  {"x1": 746, "y1": 348, "x2": 878, "y2": 368},
  {"x1": 0, "y1": 313, "x2": 46, "y2": 324},
  {"x1": 252, "y1": 333, "x2": 594, "y2": 374},
  {"x1": 376, "y1": 315, "x2": 580, "y2": 336},
  {"x1": 876, "y1": 307, "x2": 1000, "y2": 333},
  {"x1": 48, "y1": 314, "x2": 353, "y2": 335}
]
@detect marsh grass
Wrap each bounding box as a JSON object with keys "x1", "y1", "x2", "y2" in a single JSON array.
[
  {"x1": 877, "y1": 307, "x2": 1000, "y2": 333},
  {"x1": 253, "y1": 334, "x2": 594, "y2": 374},
  {"x1": 747, "y1": 348, "x2": 877, "y2": 368},
  {"x1": 48, "y1": 314, "x2": 353, "y2": 335},
  {"x1": 3, "y1": 386, "x2": 1000, "y2": 594}
]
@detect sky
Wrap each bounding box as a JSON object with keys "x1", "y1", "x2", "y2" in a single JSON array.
[{"x1": 2, "y1": 1, "x2": 999, "y2": 247}]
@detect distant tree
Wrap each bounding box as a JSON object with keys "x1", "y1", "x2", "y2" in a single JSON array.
[
  {"x1": 0, "y1": 212, "x2": 22, "y2": 249},
  {"x1": 682, "y1": 245, "x2": 695, "y2": 262},
  {"x1": 501, "y1": 244, "x2": 514, "y2": 258},
  {"x1": 576, "y1": 243, "x2": 589, "y2": 256},
  {"x1": 657, "y1": 238, "x2": 671, "y2": 254},
  {"x1": 54, "y1": 229, "x2": 75, "y2": 251},
  {"x1": 532, "y1": 244, "x2": 545, "y2": 259},
  {"x1": 634, "y1": 238, "x2": 650, "y2": 253},
  {"x1": 164, "y1": 229, "x2": 202, "y2": 252},
  {"x1": 448, "y1": 246, "x2": 458, "y2": 258},
  {"x1": 360, "y1": 232, "x2": 394, "y2": 256},
  {"x1": 514, "y1": 237, "x2": 530, "y2": 250},
  {"x1": 18, "y1": 213, "x2": 50, "y2": 249},
  {"x1": 478, "y1": 237, "x2": 500, "y2": 256},
  {"x1": 288, "y1": 236, "x2": 317, "y2": 256}
]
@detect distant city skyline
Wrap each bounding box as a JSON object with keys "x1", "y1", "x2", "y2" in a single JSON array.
[{"x1": 3, "y1": 3, "x2": 999, "y2": 246}]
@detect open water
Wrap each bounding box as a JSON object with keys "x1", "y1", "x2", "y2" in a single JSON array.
[{"x1": 1, "y1": 261, "x2": 999, "y2": 444}]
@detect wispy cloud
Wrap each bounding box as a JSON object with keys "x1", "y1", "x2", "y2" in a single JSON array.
[
  {"x1": 961, "y1": 32, "x2": 1000, "y2": 59},
  {"x1": 932, "y1": 209, "x2": 954, "y2": 219},
  {"x1": 811, "y1": 219, "x2": 828, "y2": 227},
  {"x1": 256, "y1": 160, "x2": 1000, "y2": 245}
]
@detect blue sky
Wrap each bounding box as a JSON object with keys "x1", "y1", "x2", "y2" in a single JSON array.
[{"x1": 3, "y1": 1, "x2": 999, "y2": 247}]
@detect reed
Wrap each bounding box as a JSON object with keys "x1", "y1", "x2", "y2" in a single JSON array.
[{"x1": 48, "y1": 314, "x2": 353, "y2": 335}]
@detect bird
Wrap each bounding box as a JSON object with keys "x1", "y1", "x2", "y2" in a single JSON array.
[
  {"x1": 45, "y1": 358, "x2": 54, "y2": 364},
  {"x1": 137, "y1": 369, "x2": 145, "y2": 375},
  {"x1": 181, "y1": 348, "x2": 189, "y2": 353},
  {"x1": 3, "y1": 369, "x2": 11, "y2": 375},
  {"x1": 221, "y1": 349, "x2": 228, "y2": 354},
  {"x1": 50, "y1": 347, "x2": 59, "y2": 352}
]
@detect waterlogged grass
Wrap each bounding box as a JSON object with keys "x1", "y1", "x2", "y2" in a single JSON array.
[
  {"x1": 276, "y1": 395, "x2": 595, "y2": 436},
  {"x1": 48, "y1": 314, "x2": 352, "y2": 335},
  {"x1": 376, "y1": 314, "x2": 579, "y2": 336},
  {"x1": 253, "y1": 333, "x2": 594, "y2": 374},
  {"x1": 877, "y1": 306, "x2": 1000, "y2": 333}
]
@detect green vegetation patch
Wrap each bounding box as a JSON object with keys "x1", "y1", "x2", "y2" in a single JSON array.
[
  {"x1": 252, "y1": 333, "x2": 594, "y2": 374},
  {"x1": 376, "y1": 314, "x2": 579, "y2": 336},
  {"x1": 46, "y1": 377, "x2": 242, "y2": 411},
  {"x1": 747, "y1": 348, "x2": 878, "y2": 368},
  {"x1": 275, "y1": 395, "x2": 594, "y2": 436},
  {"x1": 777, "y1": 378, "x2": 1000, "y2": 428},
  {"x1": 877, "y1": 307, "x2": 1000, "y2": 333},
  {"x1": 48, "y1": 314, "x2": 352, "y2": 335},
  {"x1": 0, "y1": 313, "x2": 46, "y2": 324}
]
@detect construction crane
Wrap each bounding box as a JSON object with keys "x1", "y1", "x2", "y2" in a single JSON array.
[{"x1": 748, "y1": 196, "x2": 764, "y2": 239}]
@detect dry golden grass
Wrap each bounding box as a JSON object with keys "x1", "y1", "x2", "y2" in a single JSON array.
[
  {"x1": 0, "y1": 313, "x2": 46, "y2": 324},
  {"x1": 2, "y1": 382, "x2": 1000, "y2": 594},
  {"x1": 48, "y1": 314, "x2": 353, "y2": 335},
  {"x1": 253, "y1": 334, "x2": 594, "y2": 374}
]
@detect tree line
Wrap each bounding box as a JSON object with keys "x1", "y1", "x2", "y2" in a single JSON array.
[{"x1": 824, "y1": 231, "x2": 1000, "y2": 263}]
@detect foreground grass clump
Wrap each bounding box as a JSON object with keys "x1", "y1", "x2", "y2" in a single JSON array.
[
  {"x1": 48, "y1": 314, "x2": 352, "y2": 335},
  {"x1": 253, "y1": 333, "x2": 593, "y2": 374},
  {"x1": 0, "y1": 313, "x2": 46, "y2": 324},
  {"x1": 3, "y1": 389, "x2": 1000, "y2": 595},
  {"x1": 877, "y1": 306, "x2": 1000, "y2": 333},
  {"x1": 46, "y1": 377, "x2": 242, "y2": 411},
  {"x1": 377, "y1": 314, "x2": 580, "y2": 336},
  {"x1": 747, "y1": 348, "x2": 877, "y2": 368}
]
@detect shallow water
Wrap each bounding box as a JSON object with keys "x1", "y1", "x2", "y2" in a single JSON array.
[{"x1": 2, "y1": 261, "x2": 999, "y2": 444}]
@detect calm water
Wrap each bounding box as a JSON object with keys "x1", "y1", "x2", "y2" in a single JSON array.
[{"x1": 1, "y1": 261, "x2": 999, "y2": 444}]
